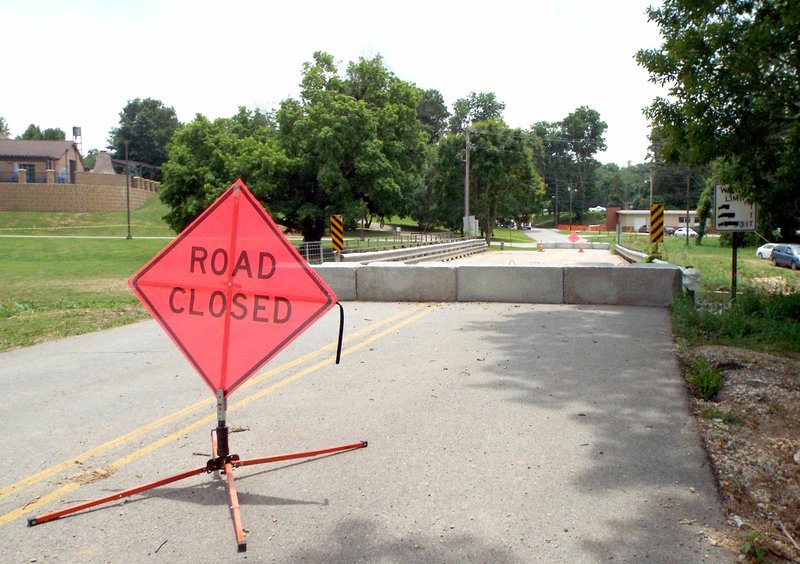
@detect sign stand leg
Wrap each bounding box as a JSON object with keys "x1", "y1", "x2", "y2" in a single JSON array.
[{"x1": 27, "y1": 392, "x2": 367, "y2": 552}]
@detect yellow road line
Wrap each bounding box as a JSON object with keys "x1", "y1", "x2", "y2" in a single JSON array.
[
  {"x1": 0, "y1": 305, "x2": 434, "y2": 526},
  {"x1": 0, "y1": 306, "x2": 420, "y2": 502}
]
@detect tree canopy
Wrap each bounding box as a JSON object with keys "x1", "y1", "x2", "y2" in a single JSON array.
[
  {"x1": 160, "y1": 108, "x2": 285, "y2": 233},
  {"x1": 533, "y1": 107, "x2": 607, "y2": 223},
  {"x1": 448, "y1": 92, "x2": 506, "y2": 133},
  {"x1": 161, "y1": 53, "x2": 428, "y2": 241},
  {"x1": 272, "y1": 52, "x2": 428, "y2": 240},
  {"x1": 431, "y1": 118, "x2": 544, "y2": 242},
  {"x1": 636, "y1": 0, "x2": 800, "y2": 239},
  {"x1": 17, "y1": 124, "x2": 65, "y2": 140},
  {"x1": 108, "y1": 98, "x2": 180, "y2": 179}
]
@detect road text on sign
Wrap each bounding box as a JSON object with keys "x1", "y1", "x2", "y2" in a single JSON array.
[
  {"x1": 129, "y1": 179, "x2": 337, "y2": 398},
  {"x1": 714, "y1": 184, "x2": 756, "y2": 232},
  {"x1": 649, "y1": 204, "x2": 664, "y2": 243}
]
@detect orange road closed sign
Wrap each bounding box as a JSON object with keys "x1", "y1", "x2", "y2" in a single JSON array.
[{"x1": 129, "y1": 179, "x2": 337, "y2": 398}]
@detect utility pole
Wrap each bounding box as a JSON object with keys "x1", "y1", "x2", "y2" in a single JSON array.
[
  {"x1": 649, "y1": 163, "x2": 654, "y2": 209},
  {"x1": 125, "y1": 140, "x2": 132, "y2": 240},
  {"x1": 464, "y1": 128, "x2": 471, "y2": 236},
  {"x1": 554, "y1": 178, "x2": 560, "y2": 229},
  {"x1": 685, "y1": 168, "x2": 691, "y2": 246}
]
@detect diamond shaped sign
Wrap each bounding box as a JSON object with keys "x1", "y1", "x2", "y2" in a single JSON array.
[{"x1": 129, "y1": 180, "x2": 336, "y2": 398}]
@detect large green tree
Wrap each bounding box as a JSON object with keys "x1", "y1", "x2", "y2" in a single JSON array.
[
  {"x1": 432, "y1": 119, "x2": 544, "y2": 242},
  {"x1": 636, "y1": 0, "x2": 800, "y2": 240},
  {"x1": 417, "y1": 88, "x2": 450, "y2": 143},
  {"x1": 108, "y1": 98, "x2": 180, "y2": 179},
  {"x1": 448, "y1": 92, "x2": 506, "y2": 133},
  {"x1": 17, "y1": 124, "x2": 65, "y2": 140},
  {"x1": 160, "y1": 108, "x2": 286, "y2": 232},
  {"x1": 533, "y1": 107, "x2": 607, "y2": 225},
  {"x1": 273, "y1": 52, "x2": 428, "y2": 240}
]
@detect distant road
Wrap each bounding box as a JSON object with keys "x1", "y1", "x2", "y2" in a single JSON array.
[{"x1": 450, "y1": 228, "x2": 626, "y2": 266}]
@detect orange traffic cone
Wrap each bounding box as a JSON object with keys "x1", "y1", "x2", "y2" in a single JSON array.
[
  {"x1": 578, "y1": 244, "x2": 584, "y2": 253},
  {"x1": 538, "y1": 243, "x2": 544, "y2": 252}
]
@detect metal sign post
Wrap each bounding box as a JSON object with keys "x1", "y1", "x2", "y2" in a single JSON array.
[{"x1": 714, "y1": 184, "x2": 756, "y2": 301}]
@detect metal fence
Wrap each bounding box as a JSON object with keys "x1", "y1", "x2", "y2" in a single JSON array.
[{"x1": 296, "y1": 231, "x2": 460, "y2": 265}]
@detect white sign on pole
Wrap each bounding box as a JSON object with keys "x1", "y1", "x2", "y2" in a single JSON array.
[{"x1": 714, "y1": 184, "x2": 756, "y2": 232}]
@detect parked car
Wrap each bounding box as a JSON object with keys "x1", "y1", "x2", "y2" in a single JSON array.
[
  {"x1": 638, "y1": 224, "x2": 676, "y2": 236},
  {"x1": 771, "y1": 244, "x2": 800, "y2": 270},
  {"x1": 519, "y1": 223, "x2": 532, "y2": 230},
  {"x1": 674, "y1": 227, "x2": 698, "y2": 237},
  {"x1": 756, "y1": 243, "x2": 777, "y2": 259},
  {"x1": 588, "y1": 206, "x2": 606, "y2": 212}
]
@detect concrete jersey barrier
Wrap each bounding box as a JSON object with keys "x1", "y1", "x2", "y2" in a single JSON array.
[{"x1": 314, "y1": 262, "x2": 682, "y2": 307}]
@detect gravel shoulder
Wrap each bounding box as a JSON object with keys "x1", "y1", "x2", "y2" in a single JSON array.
[{"x1": 680, "y1": 345, "x2": 800, "y2": 561}]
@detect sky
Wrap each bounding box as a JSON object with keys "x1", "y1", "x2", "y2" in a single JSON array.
[{"x1": 3, "y1": 0, "x2": 667, "y2": 167}]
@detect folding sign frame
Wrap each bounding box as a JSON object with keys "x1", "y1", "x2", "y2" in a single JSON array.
[{"x1": 27, "y1": 181, "x2": 367, "y2": 551}]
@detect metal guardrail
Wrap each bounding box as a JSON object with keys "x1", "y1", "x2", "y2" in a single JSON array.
[{"x1": 339, "y1": 238, "x2": 487, "y2": 264}]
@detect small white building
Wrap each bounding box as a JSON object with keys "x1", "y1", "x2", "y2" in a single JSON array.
[{"x1": 615, "y1": 209, "x2": 700, "y2": 232}]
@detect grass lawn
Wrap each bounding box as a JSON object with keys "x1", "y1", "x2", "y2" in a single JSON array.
[
  {"x1": 2, "y1": 201, "x2": 797, "y2": 353},
  {"x1": 0, "y1": 199, "x2": 176, "y2": 350},
  {"x1": 0, "y1": 237, "x2": 169, "y2": 350},
  {"x1": 592, "y1": 232, "x2": 800, "y2": 297},
  {"x1": 0, "y1": 197, "x2": 175, "y2": 238}
]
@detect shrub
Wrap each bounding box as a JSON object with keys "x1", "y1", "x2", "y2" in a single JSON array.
[{"x1": 687, "y1": 358, "x2": 723, "y2": 401}]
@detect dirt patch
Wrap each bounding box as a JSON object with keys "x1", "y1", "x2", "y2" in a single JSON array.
[
  {"x1": 71, "y1": 466, "x2": 117, "y2": 486},
  {"x1": 680, "y1": 345, "x2": 800, "y2": 561}
]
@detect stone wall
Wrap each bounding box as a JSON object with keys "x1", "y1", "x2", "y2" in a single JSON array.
[{"x1": 0, "y1": 182, "x2": 157, "y2": 212}]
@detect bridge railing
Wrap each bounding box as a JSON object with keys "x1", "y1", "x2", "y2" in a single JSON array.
[{"x1": 339, "y1": 238, "x2": 487, "y2": 264}]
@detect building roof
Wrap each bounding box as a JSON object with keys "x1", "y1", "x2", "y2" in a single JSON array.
[
  {"x1": 617, "y1": 209, "x2": 697, "y2": 215},
  {"x1": 0, "y1": 139, "x2": 79, "y2": 160}
]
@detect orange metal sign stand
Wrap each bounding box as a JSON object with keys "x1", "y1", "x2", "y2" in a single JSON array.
[{"x1": 28, "y1": 391, "x2": 367, "y2": 552}]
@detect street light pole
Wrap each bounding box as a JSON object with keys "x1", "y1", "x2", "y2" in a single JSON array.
[
  {"x1": 568, "y1": 187, "x2": 574, "y2": 231},
  {"x1": 124, "y1": 140, "x2": 132, "y2": 240},
  {"x1": 464, "y1": 128, "x2": 471, "y2": 236}
]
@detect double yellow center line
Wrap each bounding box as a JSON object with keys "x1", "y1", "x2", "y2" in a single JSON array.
[{"x1": 0, "y1": 304, "x2": 435, "y2": 526}]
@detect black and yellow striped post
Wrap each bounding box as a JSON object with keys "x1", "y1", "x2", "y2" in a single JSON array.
[
  {"x1": 649, "y1": 204, "x2": 665, "y2": 244},
  {"x1": 330, "y1": 215, "x2": 344, "y2": 252}
]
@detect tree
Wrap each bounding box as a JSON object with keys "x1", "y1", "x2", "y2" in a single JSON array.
[
  {"x1": 469, "y1": 121, "x2": 544, "y2": 242},
  {"x1": 83, "y1": 149, "x2": 99, "y2": 171},
  {"x1": 417, "y1": 88, "x2": 450, "y2": 143},
  {"x1": 273, "y1": 52, "x2": 428, "y2": 241},
  {"x1": 0, "y1": 117, "x2": 9, "y2": 137},
  {"x1": 595, "y1": 164, "x2": 626, "y2": 207},
  {"x1": 560, "y1": 107, "x2": 607, "y2": 216},
  {"x1": 18, "y1": 124, "x2": 65, "y2": 140},
  {"x1": 160, "y1": 108, "x2": 286, "y2": 232},
  {"x1": 107, "y1": 98, "x2": 180, "y2": 179},
  {"x1": 636, "y1": 0, "x2": 800, "y2": 240},
  {"x1": 532, "y1": 107, "x2": 607, "y2": 224},
  {"x1": 431, "y1": 120, "x2": 544, "y2": 242},
  {"x1": 448, "y1": 92, "x2": 505, "y2": 133}
]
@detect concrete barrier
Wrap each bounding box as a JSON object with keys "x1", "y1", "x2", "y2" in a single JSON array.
[
  {"x1": 314, "y1": 262, "x2": 682, "y2": 306},
  {"x1": 354, "y1": 263, "x2": 458, "y2": 301},
  {"x1": 457, "y1": 265, "x2": 564, "y2": 303},
  {"x1": 563, "y1": 263, "x2": 681, "y2": 307}
]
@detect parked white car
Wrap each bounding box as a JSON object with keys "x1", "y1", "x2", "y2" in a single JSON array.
[
  {"x1": 674, "y1": 227, "x2": 698, "y2": 237},
  {"x1": 588, "y1": 206, "x2": 606, "y2": 212},
  {"x1": 755, "y1": 243, "x2": 776, "y2": 259}
]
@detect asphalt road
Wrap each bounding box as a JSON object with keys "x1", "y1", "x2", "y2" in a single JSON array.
[{"x1": 0, "y1": 302, "x2": 733, "y2": 562}]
